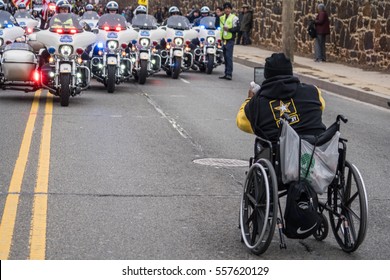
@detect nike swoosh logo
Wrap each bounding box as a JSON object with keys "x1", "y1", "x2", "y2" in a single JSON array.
[{"x1": 297, "y1": 223, "x2": 318, "y2": 234}]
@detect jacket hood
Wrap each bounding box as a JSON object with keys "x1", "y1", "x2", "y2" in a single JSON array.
[{"x1": 260, "y1": 75, "x2": 300, "y2": 99}]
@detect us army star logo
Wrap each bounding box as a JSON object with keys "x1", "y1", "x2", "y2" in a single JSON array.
[
  {"x1": 274, "y1": 100, "x2": 291, "y2": 114},
  {"x1": 269, "y1": 98, "x2": 300, "y2": 127}
]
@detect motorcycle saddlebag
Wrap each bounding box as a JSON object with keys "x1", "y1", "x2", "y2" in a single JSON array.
[{"x1": 1, "y1": 43, "x2": 37, "y2": 82}]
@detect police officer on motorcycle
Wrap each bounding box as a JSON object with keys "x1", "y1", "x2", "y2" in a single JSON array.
[
  {"x1": 85, "y1": 4, "x2": 94, "y2": 12},
  {"x1": 49, "y1": 0, "x2": 79, "y2": 28},
  {"x1": 133, "y1": 5, "x2": 147, "y2": 16},
  {"x1": 193, "y1": 6, "x2": 211, "y2": 27},
  {"x1": 105, "y1": 1, "x2": 119, "y2": 14},
  {"x1": 161, "y1": 6, "x2": 180, "y2": 26}
]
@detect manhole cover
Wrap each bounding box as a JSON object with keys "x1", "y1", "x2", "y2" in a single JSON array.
[{"x1": 193, "y1": 158, "x2": 248, "y2": 167}]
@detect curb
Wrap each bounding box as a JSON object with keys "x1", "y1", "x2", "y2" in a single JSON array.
[{"x1": 234, "y1": 56, "x2": 390, "y2": 109}]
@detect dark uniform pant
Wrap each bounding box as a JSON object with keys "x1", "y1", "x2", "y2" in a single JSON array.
[{"x1": 222, "y1": 39, "x2": 235, "y2": 77}]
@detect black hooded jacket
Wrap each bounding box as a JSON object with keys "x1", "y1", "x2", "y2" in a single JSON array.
[{"x1": 244, "y1": 75, "x2": 326, "y2": 141}]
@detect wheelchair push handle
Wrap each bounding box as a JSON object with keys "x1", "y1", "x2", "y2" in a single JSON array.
[
  {"x1": 337, "y1": 115, "x2": 348, "y2": 123},
  {"x1": 281, "y1": 113, "x2": 292, "y2": 122}
]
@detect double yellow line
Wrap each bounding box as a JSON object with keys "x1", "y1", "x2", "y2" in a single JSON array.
[{"x1": 0, "y1": 90, "x2": 53, "y2": 260}]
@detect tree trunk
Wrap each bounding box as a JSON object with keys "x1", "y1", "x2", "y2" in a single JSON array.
[{"x1": 282, "y1": 0, "x2": 296, "y2": 62}]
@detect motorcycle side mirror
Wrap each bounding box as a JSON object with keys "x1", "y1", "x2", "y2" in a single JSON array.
[{"x1": 83, "y1": 22, "x2": 92, "y2": 32}]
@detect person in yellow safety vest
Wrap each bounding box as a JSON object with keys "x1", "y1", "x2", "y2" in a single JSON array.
[
  {"x1": 49, "y1": 0, "x2": 79, "y2": 29},
  {"x1": 218, "y1": 2, "x2": 239, "y2": 80}
]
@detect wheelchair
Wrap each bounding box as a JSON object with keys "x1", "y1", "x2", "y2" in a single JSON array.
[{"x1": 239, "y1": 115, "x2": 368, "y2": 255}]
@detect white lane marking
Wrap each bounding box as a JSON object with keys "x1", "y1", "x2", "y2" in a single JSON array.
[
  {"x1": 180, "y1": 78, "x2": 190, "y2": 84},
  {"x1": 143, "y1": 93, "x2": 189, "y2": 139}
]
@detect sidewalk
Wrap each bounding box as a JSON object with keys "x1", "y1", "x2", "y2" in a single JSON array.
[{"x1": 233, "y1": 45, "x2": 390, "y2": 109}]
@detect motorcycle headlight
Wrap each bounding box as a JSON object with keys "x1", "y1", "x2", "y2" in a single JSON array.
[
  {"x1": 206, "y1": 36, "x2": 216, "y2": 45},
  {"x1": 59, "y1": 45, "x2": 73, "y2": 57},
  {"x1": 174, "y1": 37, "x2": 184, "y2": 47},
  {"x1": 139, "y1": 38, "x2": 150, "y2": 47},
  {"x1": 107, "y1": 40, "x2": 118, "y2": 51}
]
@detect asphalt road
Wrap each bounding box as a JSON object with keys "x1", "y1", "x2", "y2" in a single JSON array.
[{"x1": 0, "y1": 62, "x2": 389, "y2": 260}]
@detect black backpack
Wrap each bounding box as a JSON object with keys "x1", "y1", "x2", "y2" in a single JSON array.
[
  {"x1": 307, "y1": 20, "x2": 317, "y2": 39},
  {"x1": 283, "y1": 181, "x2": 322, "y2": 239}
]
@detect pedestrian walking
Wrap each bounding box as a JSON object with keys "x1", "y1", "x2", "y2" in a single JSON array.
[
  {"x1": 219, "y1": 2, "x2": 239, "y2": 80},
  {"x1": 314, "y1": 3, "x2": 330, "y2": 62}
]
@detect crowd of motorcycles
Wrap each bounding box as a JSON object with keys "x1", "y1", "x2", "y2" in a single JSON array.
[{"x1": 0, "y1": 5, "x2": 224, "y2": 106}]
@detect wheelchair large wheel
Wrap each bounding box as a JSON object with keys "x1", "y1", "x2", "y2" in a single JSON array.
[
  {"x1": 240, "y1": 159, "x2": 278, "y2": 255},
  {"x1": 328, "y1": 161, "x2": 368, "y2": 253}
]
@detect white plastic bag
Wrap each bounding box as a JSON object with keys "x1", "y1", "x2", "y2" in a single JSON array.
[
  {"x1": 300, "y1": 132, "x2": 340, "y2": 194},
  {"x1": 279, "y1": 119, "x2": 300, "y2": 184},
  {"x1": 279, "y1": 119, "x2": 340, "y2": 194}
]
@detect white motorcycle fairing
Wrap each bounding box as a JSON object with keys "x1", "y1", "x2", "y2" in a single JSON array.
[
  {"x1": 0, "y1": 26, "x2": 25, "y2": 45},
  {"x1": 36, "y1": 29, "x2": 96, "y2": 56},
  {"x1": 0, "y1": 10, "x2": 25, "y2": 46},
  {"x1": 14, "y1": 11, "x2": 40, "y2": 31}
]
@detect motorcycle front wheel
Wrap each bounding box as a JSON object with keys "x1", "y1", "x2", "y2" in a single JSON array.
[
  {"x1": 107, "y1": 65, "x2": 116, "y2": 93},
  {"x1": 139, "y1": 60, "x2": 148, "y2": 85},
  {"x1": 171, "y1": 56, "x2": 181, "y2": 79},
  {"x1": 206, "y1": 54, "x2": 214, "y2": 74},
  {"x1": 59, "y1": 73, "x2": 71, "y2": 107}
]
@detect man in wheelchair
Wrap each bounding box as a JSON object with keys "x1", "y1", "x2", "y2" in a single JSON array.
[
  {"x1": 235, "y1": 53, "x2": 368, "y2": 256},
  {"x1": 236, "y1": 52, "x2": 326, "y2": 141}
]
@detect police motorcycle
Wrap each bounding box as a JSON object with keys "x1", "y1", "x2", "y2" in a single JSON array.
[
  {"x1": 79, "y1": 5, "x2": 99, "y2": 29},
  {"x1": 90, "y1": 13, "x2": 137, "y2": 93},
  {"x1": 14, "y1": 10, "x2": 41, "y2": 34},
  {"x1": 0, "y1": 10, "x2": 40, "y2": 93},
  {"x1": 192, "y1": 16, "x2": 223, "y2": 74},
  {"x1": 34, "y1": 13, "x2": 96, "y2": 106},
  {"x1": 130, "y1": 14, "x2": 166, "y2": 84},
  {"x1": 161, "y1": 15, "x2": 197, "y2": 79}
]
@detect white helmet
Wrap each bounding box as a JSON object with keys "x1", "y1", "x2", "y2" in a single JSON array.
[
  {"x1": 105, "y1": 1, "x2": 119, "y2": 13},
  {"x1": 168, "y1": 6, "x2": 180, "y2": 15},
  {"x1": 200, "y1": 6, "x2": 210, "y2": 14},
  {"x1": 85, "y1": 4, "x2": 93, "y2": 11},
  {"x1": 134, "y1": 5, "x2": 147, "y2": 15}
]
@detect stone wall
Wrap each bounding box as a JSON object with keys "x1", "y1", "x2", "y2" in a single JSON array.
[{"x1": 120, "y1": 0, "x2": 390, "y2": 71}]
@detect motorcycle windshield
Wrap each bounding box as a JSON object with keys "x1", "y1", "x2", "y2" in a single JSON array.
[
  {"x1": 131, "y1": 14, "x2": 158, "y2": 30},
  {"x1": 199, "y1": 16, "x2": 216, "y2": 30},
  {"x1": 0, "y1": 11, "x2": 16, "y2": 28},
  {"x1": 97, "y1": 14, "x2": 127, "y2": 30},
  {"x1": 81, "y1": 11, "x2": 100, "y2": 20},
  {"x1": 48, "y1": 14, "x2": 83, "y2": 31},
  {"x1": 166, "y1": 15, "x2": 190, "y2": 30},
  {"x1": 14, "y1": 11, "x2": 33, "y2": 19}
]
